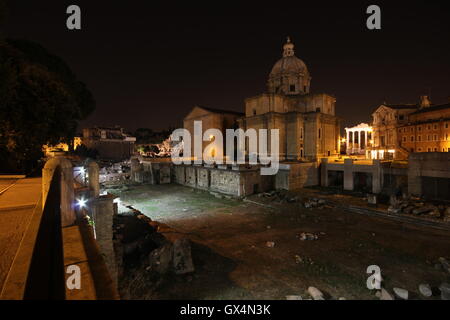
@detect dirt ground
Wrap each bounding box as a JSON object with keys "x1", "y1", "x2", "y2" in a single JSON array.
[{"x1": 108, "y1": 183, "x2": 450, "y2": 300}]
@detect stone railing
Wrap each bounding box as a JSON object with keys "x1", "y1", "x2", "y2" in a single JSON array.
[{"x1": 0, "y1": 157, "x2": 119, "y2": 300}]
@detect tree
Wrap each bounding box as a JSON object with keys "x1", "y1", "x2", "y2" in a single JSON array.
[{"x1": 0, "y1": 39, "x2": 95, "y2": 173}]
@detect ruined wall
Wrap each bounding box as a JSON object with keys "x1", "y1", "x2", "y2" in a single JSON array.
[
  {"x1": 196, "y1": 167, "x2": 210, "y2": 190},
  {"x1": 174, "y1": 166, "x2": 185, "y2": 184},
  {"x1": 173, "y1": 164, "x2": 276, "y2": 197},
  {"x1": 408, "y1": 152, "x2": 450, "y2": 199},
  {"x1": 275, "y1": 162, "x2": 318, "y2": 190},
  {"x1": 185, "y1": 166, "x2": 197, "y2": 187},
  {"x1": 210, "y1": 169, "x2": 241, "y2": 195}
]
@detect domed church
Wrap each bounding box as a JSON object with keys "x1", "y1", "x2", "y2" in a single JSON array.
[{"x1": 238, "y1": 37, "x2": 341, "y2": 160}]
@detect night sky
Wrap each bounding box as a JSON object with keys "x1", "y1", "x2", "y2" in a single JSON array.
[{"x1": 3, "y1": 1, "x2": 450, "y2": 132}]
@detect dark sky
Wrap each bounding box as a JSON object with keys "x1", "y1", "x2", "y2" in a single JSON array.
[{"x1": 3, "y1": 1, "x2": 450, "y2": 132}]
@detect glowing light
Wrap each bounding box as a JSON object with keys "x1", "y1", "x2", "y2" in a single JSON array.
[
  {"x1": 79, "y1": 167, "x2": 85, "y2": 174},
  {"x1": 76, "y1": 198, "x2": 87, "y2": 209}
]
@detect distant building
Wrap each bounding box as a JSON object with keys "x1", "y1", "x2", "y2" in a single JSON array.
[
  {"x1": 82, "y1": 126, "x2": 136, "y2": 161},
  {"x1": 369, "y1": 96, "x2": 450, "y2": 159},
  {"x1": 398, "y1": 101, "x2": 450, "y2": 154}
]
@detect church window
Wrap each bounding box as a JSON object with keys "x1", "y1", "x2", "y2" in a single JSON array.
[
  {"x1": 403, "y1": 136, "x2": 407, "y2": 142},
  {"x1": 253, "y1": 109, "x2": 256, "y2": 116},
  {"x1": 418, "y1": 135, "x2": 421, "y2": 141},
  {"x1": 318, "y1": 128, "x2": 321, "y2": 139},
  {"x1": 445, "y1": 123, "x2": 449, "y2": 129},
  {"x1": 304, "y1": 85, "x2": 307, "y2": 92},
  {"x1": 289, "y1": 84, "x2": 296, "y2": 92},
  {"x1": 316, "y1": 107, "x2": 321, "y2": 113},
  {"x1": 399, "y1": 115, "x2": 404, "y2": 120},
  {"x1": 410, "y1": 136, "x2": 414, "y2": 142},
  {"x1": 434, "y1": 124, "x2": 438, "y2": 130}
]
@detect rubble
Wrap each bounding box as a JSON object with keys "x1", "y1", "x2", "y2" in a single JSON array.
[
  {"x1": 173, "y1": 238, "x2": 195, "y2": 275},
  {"x1": 259, "y1": 190, "x2": 331, "y2": 209},
  {"x1": 265, "y1": 241, "x2": 275, "y2": 248},
  {"x1": 286, "y1": 295, "x2": 303, "y2": 300},
  {"x1": 386, "y1": 196, "x2": 450, "y2": 222},
  {"x1": 439, "y1": 283, "x2": 450, "y2": 300},
  {"x1": 377, "y1": 288, "x2": 394, "y2": 300},
  {"x1": 297, "y1": 232, "x2": 319, "y2": 241},
  {"x1": 393, "y1": 287, "x2": 409, "y2": 300},
  {"x1": 418, "y1": 284, "x2": 433, "y2": 297},
  {"x1": 307, "y1": 286, "x2": 325, "y2": 300},
  {"x1": 438, "y1": 257, "x2": 450, "y2": 273}
]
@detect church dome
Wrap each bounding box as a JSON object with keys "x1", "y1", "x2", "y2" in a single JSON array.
[
  {"x1": 268, "y1": 37, "x2": 311, "y2": 96},
  {"x1": 270, "y1": 55, "x2": 308, "y2": 76}
]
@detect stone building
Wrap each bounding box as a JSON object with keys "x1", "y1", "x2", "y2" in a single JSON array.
[
  {"x1": 82, "y1": 126, "x2": 136, "y2": 161},
  {"x1": 398, "y1": 102, "x2": 450, "y2": 153},
  {"x1": 370, "y1": 96, "x2": 450, "y2": 160},
  {"x1": 183, "y1": 105, "x2": 244, "y2": 159},
  {"x1": 182, "y1": 38, "x2": 341, "y2": 162},
  {"x1": 238, "y1": 37, "x2": 341, "y2": 160}
]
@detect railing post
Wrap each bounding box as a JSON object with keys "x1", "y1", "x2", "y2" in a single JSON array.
[{"x1": 43, "y1": 157, "x2": 76, "y2": 227}]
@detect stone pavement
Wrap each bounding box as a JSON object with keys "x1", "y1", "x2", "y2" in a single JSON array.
[{"x1": 0, "y1": 178, "x2": 42, "y2": 292}]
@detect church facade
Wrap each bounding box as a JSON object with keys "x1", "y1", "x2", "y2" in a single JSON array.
[
  {"x1": 183, "y1": 38, "x2": 341, "y2": 163},
  {"x1": 238, "y1": 38, "x2": 341, "y2": 161}
]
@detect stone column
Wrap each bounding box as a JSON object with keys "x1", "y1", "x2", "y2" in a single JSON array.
[
  {"x1": 365, "y1": 130, "x2": 368, "y2": 150},
  {"x1": 88, "y1": 161, "x2": 100, "y2": 198},
  {"x1": 320, "y1": 158, "x2": 329, "y2": 187},
  {"x1": 352, "y1": 131, "x2": 355, "y2": 154},
  {"x1": 91, "y1": 195, "x2": 118, "y2": 291},
  {"x1": 408, "y1": 154, "x2": 422, "y2": 196},
  {"x1": 346, "y1": 130, "x2": 350, "y2": 155},
  {"x1": 344, "y1": 158, "x2": 354, "y2": 191},
  {"x1": 358, "y1": 130, "x2": 361, "y2": 153},
  {"x1": 372, "y1": 160, "x2": 382, "y2": 194}
]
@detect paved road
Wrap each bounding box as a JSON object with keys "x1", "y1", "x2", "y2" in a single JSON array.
[{"x1": 0, "y1": 178, "x2": 42, "y2": 293}]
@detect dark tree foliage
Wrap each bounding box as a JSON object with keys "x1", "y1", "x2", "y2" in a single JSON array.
[{"x1": 0, "y1": 39, "x2": 95, "y2": 173}]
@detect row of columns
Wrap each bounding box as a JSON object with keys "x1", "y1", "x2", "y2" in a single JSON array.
[{"x1": 346, "y1": 129, "x2": 371, "y2": 155}]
